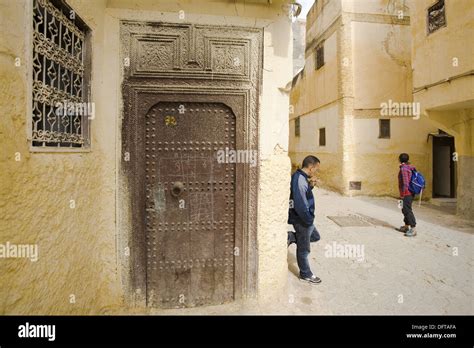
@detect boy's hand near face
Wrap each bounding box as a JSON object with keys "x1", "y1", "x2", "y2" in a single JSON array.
[{"x1": 309, "y1": 176, "x2": 320, "y2": 188}]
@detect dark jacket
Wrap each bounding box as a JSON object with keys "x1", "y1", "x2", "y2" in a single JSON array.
[{"x1": 288, "y1": 169, "x2": 315, "y2": 227}]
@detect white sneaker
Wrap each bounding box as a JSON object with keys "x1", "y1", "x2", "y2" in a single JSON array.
[{"x1": 299, "y1": 275, "x2": 322, "y2": 284}]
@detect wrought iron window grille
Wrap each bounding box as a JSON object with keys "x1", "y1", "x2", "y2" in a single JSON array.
[{"x1": 31, "y1": 0, "x2": 91, "y2": 149}]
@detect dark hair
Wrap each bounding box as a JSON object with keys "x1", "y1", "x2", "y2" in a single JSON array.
[
  {"x1": 302, "y1": 155, "x2": 320, "y2": 168},
  {"x1": 399, "y1": 153, "x2": 409, "y2": 163}
]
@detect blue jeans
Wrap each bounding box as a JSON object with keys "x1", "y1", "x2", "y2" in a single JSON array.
[{"x1": 288, "y1": 224, "x2": 320, "y2": 278}]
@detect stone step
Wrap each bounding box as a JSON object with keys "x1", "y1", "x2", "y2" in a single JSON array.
[{"x1": 430, "y1": 198, "x2": 457, "y2": 207}]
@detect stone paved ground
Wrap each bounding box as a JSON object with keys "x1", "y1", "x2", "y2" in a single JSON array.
[
  {"x1": 143, "y1": 189, "x2": 473, "y2": 315},
  {"x1": 286, "y1": 189, "x2": 474, "y2": 315}
]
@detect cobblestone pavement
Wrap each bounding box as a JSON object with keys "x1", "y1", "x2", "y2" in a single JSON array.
[
  {"x1": 142, "y1": 189, "x2": 473, "y2": 315},
  {"x1": 286, "y1": 189, "x2": 474, "y2": 315}
]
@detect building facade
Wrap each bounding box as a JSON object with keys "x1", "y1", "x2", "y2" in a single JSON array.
[
  {"x1": 0, "y1": 0, "x2": 294, "y2": 314},
  {"x1": 410, "y1": 0, "x2": 474, "y2": 219},
  {"x1": 289, "y1": 0, "x2": 473, "y2": 219}
]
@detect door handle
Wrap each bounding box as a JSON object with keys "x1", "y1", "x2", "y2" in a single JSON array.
[{"x1": 171, "y1": 181, "x2": 184, "y2": 197}]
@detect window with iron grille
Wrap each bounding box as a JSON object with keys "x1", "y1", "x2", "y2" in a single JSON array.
[
  {"x1": 32, "y1": 0, "x2": 91, "y2": 149},
  {"x1": 427, "y1": 0, "x2": 446, "y2": 34},
  {"x1": 295, "y1": 117, "x2": 300, "y2": 137},
  {"x1": 379, "y1": 119, "x2": 391, "y2": 139},
  {"x1": 319, "y1": 127, "x2": 326, "y2": 146},
  {"x1": 315, "y1": 42, "x2": 324, "y2": 70}
]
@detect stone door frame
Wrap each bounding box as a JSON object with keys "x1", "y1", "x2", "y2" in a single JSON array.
[{"x1": 117, "y1": 21, "x2": 262, "y2": 307}]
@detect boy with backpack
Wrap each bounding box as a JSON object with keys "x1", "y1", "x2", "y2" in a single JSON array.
[{"x1": 397, "y1": 153, "x2": 425, "y2": 237}]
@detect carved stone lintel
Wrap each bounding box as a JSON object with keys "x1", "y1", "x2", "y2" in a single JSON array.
[{"x1": 121, "y1": 21, "x2": 260, "y2": 81}]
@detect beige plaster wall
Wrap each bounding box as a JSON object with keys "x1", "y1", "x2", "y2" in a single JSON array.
[
  {"x1": 342, "y1": 0, "x2": 410, "y2": 15},
  {"x1": 410, "y1": 0, "x2": 474, "y2": 218},
  {"x1": 411, "y1": 0, "x2": 473, "y2": 91},
  {"x1": 0, "y1": 0, "x2": 293, "y2": 313},
  {"x1": 0, "y1": 0, "x2": 122, "y2": 314},
  {"x1": 289, "y1": 103, "x2": 342, "y2": 191},
  {"x1": 307, "y1": 0, "x2": 342, "y2": 48},
  {"x1": 348, "y1": 115, "x2": 437, "y2": 197},
  {"x1": 352, "y1": 21, "x2": 412, "y2": 109},
  {"x1": 290, "y1": 31, "x2": 339, "y2": 119}
]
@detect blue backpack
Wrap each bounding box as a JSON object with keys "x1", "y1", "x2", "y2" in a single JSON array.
[{"x1": 409, "y1": 169, "x2": 426, "y2": 195}]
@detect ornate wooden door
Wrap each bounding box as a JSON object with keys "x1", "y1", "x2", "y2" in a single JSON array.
[
  {"x1": 120, "y1": 22, "x2": 262, "y2": 308},
  {"x1": 145, "y1": 102, "x2": 236, "y2": 308}
]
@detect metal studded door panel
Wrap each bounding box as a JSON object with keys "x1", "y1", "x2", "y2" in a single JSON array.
[{"x1": 145, "y1": 102, "x2": 235, "y2": 308}]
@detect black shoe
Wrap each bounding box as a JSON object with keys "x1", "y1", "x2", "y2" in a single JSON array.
[{"x1": 299, "y1": 275, "x2": 321, "y2": 284}]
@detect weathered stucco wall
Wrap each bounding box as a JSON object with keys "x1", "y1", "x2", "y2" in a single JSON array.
[
  {"x1": 0, "y1": 0, "x2": 122, "y2": 314},
  {"x1": 342, "y1": 0, "x2": 409, "y2": 15},
  {"x1": 257, "y1": 148, "x2": 291, "y2": 305},
  {"x1": 352, "y1": 20, "x2": 412, "y2": 109},
  {"x1": 289, "y1": 103, "x2": 342, "y2": 191},
  {"x1": 291, "y1": 30, "x2": 339, "y2": 117},
  {"x1": 411, "y1": 0, "x2": 473, "y2": 96},
  {"x1": 349, "y1": 115, "x2": 437, "y2": 197},
  {"x1": 410, "y1": 0, "x2": 474, "y2": 219},
  {"x1": 258, "y1": 15, "x2": 293, "y2": 303},
  {"x1": 1, "y1": 0, "x2": 293, "y2": 313},
  {"x1": 342, "y1": 2, "x2": 416, "y2": 197},
  {"x1": 457, "y1": 154, "x2": 474, "y2": 219}
]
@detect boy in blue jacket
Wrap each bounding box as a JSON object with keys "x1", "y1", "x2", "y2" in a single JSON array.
[{"x1": 288, "y1": 155, "x2": 321, "y2": 284}]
